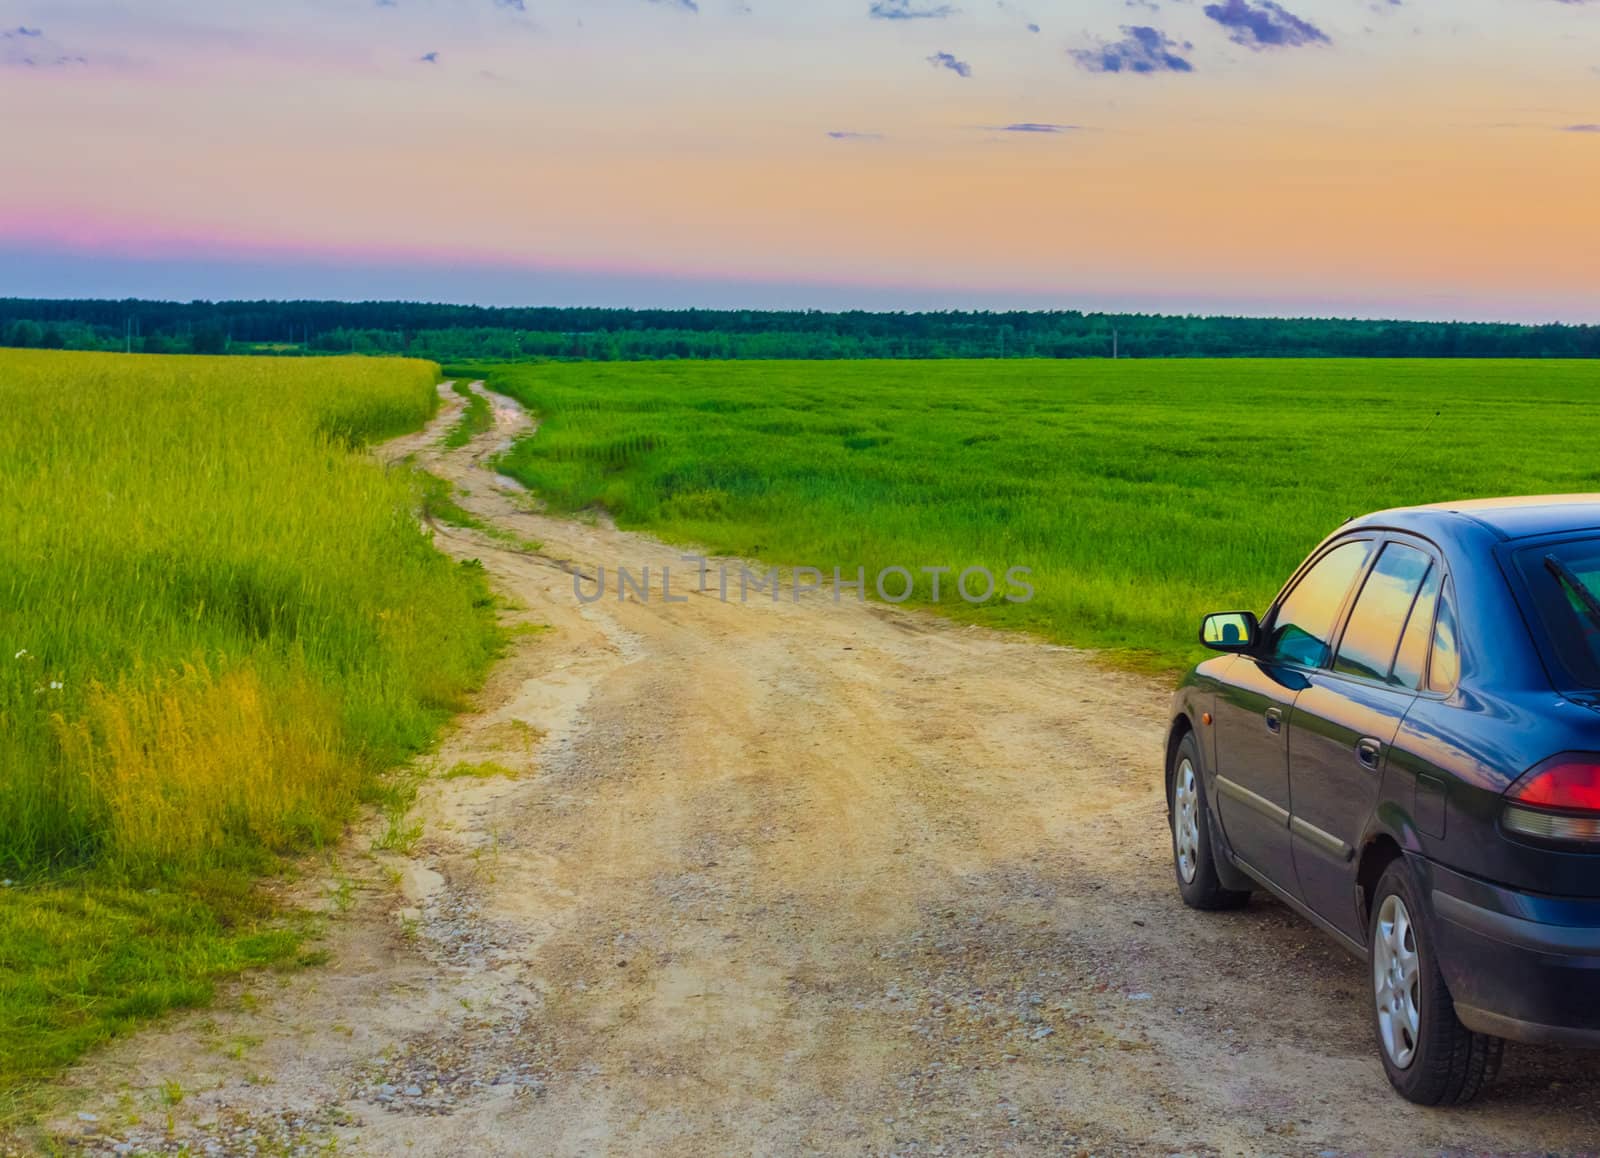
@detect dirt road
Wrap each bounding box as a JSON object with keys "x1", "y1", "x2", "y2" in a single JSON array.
[{"x1": 50, "y1": 385, "x2": 1600, "y2": 1156}]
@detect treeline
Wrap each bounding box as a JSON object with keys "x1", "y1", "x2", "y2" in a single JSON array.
[{"x1": 3, "y1": 298, "x2": 1599, "y2": 360}]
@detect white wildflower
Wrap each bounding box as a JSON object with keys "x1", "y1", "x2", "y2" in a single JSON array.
[
  {"x1": 13, "y1": 649, "x2": 27, "y2": 660},
  {"x1": 48, "y1": 681, "x2": 64, "y2": 691}
]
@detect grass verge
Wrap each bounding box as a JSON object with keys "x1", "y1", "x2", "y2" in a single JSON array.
[
  {"x1": 414, "y1": 467, "x2": 542, "y2": 554},
  {"x1": 443, "y1": 379, "x2": 492, "y2": 449},
  {"x1": 0, "y1": 873, "x2": 311, "y2": 1124}
]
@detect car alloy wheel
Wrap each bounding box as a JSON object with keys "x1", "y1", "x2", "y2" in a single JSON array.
[
  {"x1": 1173, "y1": 757, "x2": 1201, "y2": 885},
  {"x1": 1373, "y1": 892, "x2": 1422, "y2": 1070}
]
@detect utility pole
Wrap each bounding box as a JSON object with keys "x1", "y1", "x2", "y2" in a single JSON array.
[
  {"x1": 1112, "y1": 328, "x2": 1119, "y2": 360},
  {"x1": 125, "y1": 316, "x2": 132, "y2": 354}
]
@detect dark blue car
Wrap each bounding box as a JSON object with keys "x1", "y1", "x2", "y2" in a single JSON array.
[{"x1": 1168, "y1": 495, "x2": 1600, "y2": 1105}]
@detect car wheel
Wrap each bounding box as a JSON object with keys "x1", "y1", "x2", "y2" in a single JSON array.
[
  {"x1": 1170, "y1": 731, "x2": 1250, "y2": 911},
  {"x1": 1369, "y1": 860, "x2": 1503, "y2": 1105}
]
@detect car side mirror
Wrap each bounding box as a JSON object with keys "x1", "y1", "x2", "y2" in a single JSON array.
[{"x1": 1200, "y1": 611, "x2": 1259, "y2": 653}]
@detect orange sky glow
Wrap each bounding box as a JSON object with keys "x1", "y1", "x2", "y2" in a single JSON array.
[{"x1": 2, "y1": 0, "x2": 1598, "y2": 318}]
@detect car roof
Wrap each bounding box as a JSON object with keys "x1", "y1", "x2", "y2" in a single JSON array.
[{"x1": 1347, "y1": 494, "x2": 1600, "y2": 543}]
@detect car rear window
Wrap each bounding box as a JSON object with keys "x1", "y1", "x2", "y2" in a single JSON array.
[
  {"x1": 1391, "y1": 568, "x2": 1441, "y2": 690},
  {"x1": 1515, "y1": 539, "x2": 1600, "y2": 689}
]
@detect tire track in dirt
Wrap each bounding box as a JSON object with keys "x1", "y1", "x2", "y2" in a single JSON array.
[{"x1": 42, "y1": 382, "x2": 1600, "y2": 1157}]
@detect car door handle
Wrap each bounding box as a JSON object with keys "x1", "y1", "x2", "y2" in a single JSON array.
[
  {"x1": 1356, "y1": 737, "x2": 1383, "y2": 770},
  {"x1": 1265, "y1": 707, "x2": 1283, "y2": 734}
]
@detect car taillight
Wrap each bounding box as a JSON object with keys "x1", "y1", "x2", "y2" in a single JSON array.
[{"x1": 1505, "y1": 755, "x2": 1600, "y2": 842}]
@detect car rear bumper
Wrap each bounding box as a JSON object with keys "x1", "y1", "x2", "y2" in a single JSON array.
[{"x1": 1423, "y1": 860, "x2": 1600, "y2": 1047}]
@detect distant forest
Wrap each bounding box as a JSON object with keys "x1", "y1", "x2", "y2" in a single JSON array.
[{"x1": 3, "y1": 298, "x2": 1599, "y2": 361}]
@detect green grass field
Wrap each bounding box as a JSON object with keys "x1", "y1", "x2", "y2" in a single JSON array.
[
  {"x1": 485, "y1": 358, "x2": 1600, "y2": 669},
  {"x1": 0, "y1": 351, "x2": 500, "y2": 1105}
]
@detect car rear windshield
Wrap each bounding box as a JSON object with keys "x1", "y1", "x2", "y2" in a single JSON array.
[{"x1": 1516, "y1": 538, "x2": 1600, "y2": 689}]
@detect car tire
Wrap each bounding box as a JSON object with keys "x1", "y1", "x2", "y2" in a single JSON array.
[
  {"x1": 1369, "y1": 859, "x2": 1504, "y2": 1105},
  {"x1": 1169, "y1": 731, "x2": 1251, "y2": 911}
]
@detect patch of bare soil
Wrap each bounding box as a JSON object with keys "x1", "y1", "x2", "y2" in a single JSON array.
[{"x1": 39, "y1": 384, "x2": 1600, "y2": 1157}]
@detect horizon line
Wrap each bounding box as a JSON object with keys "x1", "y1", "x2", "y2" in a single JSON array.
[
  {"x1": 4, "y1": 245, "x2": 1598, "y2": 329},
  {"x1": 5, "y1": 292, "x2": 1600, "y2": 331}
]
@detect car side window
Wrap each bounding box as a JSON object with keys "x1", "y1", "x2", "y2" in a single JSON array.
[
  {"x1": 1333, "y1": 543, "x2": 1434, "y2": 682},
  {"x1": 1267, "y1": 540, "x2": 1374, "y2": 668},
  {"x1": 1429, "y1": 586, "x2": 1461, "y2": 694},
  {"x1": 1390, "y1": 567, "x2": 1442, "y2": 690}
]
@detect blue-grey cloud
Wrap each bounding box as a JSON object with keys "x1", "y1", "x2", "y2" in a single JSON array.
[
  {"x1": 871, "y1": 0, "x2": 955, "y2": 18},
  {"x1": 1203, "y1": 0, "x2": 1329, "y2": 49},
  {"x1": 418, "y1": 50, "x2": 440, "y2": 62},
  {"x1": 927, "y1": 50, "x2": 972, "y2": 76},
  {"x1": 1072, "y1": 26, "x2": 1194, "y2": 74},
  {"x1": 495, "y1": 0, "x2": 526, "y2": 10},
  {"x1": 2, "y1": 26, "x2": 86, "y2": 67},
  {"x1": 647, "y1": 0, "x2": 700, "y2": 10},
  {"x1": 990, "y1": 122, "x2": 1081, "y2": 133},
  {"x1": 1564, "y1": 124, "x2": 1600, "y2": 133},
  {"x1": 3, "y1": 52, "x2": 86, "y2": 66},
  {"x1": 828, "y1": 130, "x2": 885, "y2": 140},
  {"x1": 1027, "y1": 22, "x2": 1040, "y2": 32}
]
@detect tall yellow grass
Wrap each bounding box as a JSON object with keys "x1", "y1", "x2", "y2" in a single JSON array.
[{"x1": 52, "y1": 663, "x2": 346, "y2": 866}]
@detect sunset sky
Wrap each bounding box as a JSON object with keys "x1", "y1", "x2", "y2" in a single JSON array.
[{"x1": 3, "y1": 0, "x2": 1598, "y2": 319}]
